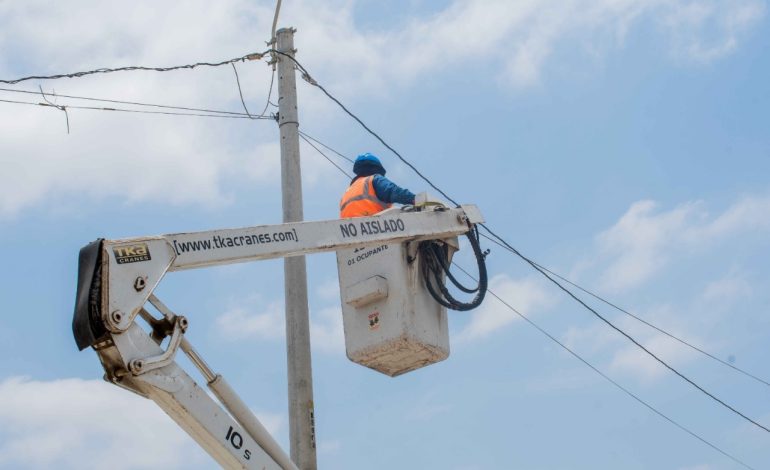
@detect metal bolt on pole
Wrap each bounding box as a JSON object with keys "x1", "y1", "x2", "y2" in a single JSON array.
[{"x1": 275, "y1": 27, "x2": 317, "y2": 470}]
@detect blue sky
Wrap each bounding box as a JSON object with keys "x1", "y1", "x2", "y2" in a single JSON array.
[{"x1": 1, "y1": 1, "x2": 769, "y2": 469}]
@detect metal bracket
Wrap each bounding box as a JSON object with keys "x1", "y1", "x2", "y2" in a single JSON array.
[{"x1": 128, "y1": 315, "x2": 188, "y2": 375}]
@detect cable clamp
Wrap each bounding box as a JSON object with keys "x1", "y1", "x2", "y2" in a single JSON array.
[{"x1": 301, "y1": 72, "x2": 318, "y2": 86}]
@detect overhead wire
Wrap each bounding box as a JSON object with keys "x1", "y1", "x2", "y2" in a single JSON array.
[
  {"x1": 480, "y1": 223, "x2": 770, "y2": 434},
  {"x1": 298, "y1": 131, "x2": 353, "y2": 179},
  {"x1": 297, "y1": 130, "x2": 354, "y2": 163},
  {"x1": 0, "y1": 51, "x2": 269, "y2": 85},
  {"x1": 280, "y1": 52, "x2": 770, "y2": 435},
  {"x1": 0, "y1": 97, "x2": 272, "y2": 120},
  {"x1": 38, "y1": 85, "x2": 70, "y2": 133},
  {"x1": 0, "y1": 86, "x2": 264, "y2": 118},
  {"x1": 452, "y1": 263, "x2": 756, "y2": 470},
  {"x1": 259, "y1": 68, "x2": 278, "y2": 117},
  {"x1": 232, "y1": 63, "x2": 256, "y2": 118},
  {"x1": 307, "y1": 138, "x2": 756, "y2": 469},
  {"x1": 272, "y1": 50, "x2": 460, "y2": 206},
  {"x1": 478, "y1": 232, "x2": 770, "y2": 389},
  {"x1": 3, "y1": 43, "x2": 766, "y2": 443}
]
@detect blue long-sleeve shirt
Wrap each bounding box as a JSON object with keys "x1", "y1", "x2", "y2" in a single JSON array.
[{"x1": 370, "y1": 175, "x2": 415, "y2": 205}]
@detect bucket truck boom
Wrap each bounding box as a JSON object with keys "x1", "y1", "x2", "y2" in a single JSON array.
[{"x1": 72, "y1": 204, "x2": 483, "y2": 469}]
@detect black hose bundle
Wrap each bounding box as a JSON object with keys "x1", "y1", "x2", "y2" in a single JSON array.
[{"x1": 419, "y1": 225, "x2": 488, "y2": 311}]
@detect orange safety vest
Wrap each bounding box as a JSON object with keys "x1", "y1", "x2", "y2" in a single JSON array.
[{"x1": 339, "y1": 176, "x2": 392, "y2": 218}]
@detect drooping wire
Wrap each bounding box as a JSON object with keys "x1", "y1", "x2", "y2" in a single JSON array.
[
  {"x1": 478, "y1": 232, "x2": 770, "y2": 389},
  {"x1": 0, "y1": 51, "x2": 269, "y2": 85},
  {"x1": 230, "y1": 62, "x2": 278, "y2": 120},
  {"x1": 232, "y1": 63, "x2": 256, "y2": 119},
  {"x1": 259, "y1": 68, "x2": 278, "y2": 117},
  {"x1": 280, "y1": 52, "x2": 770, "y2": 435},
  {"x1": 452, "y1": 263, "x2": 756, "y2": 470},
  {"x1": 38, "y1": 86, "x2": 70, "y2": 133},
  {"x1": 0, "y1": 86, "x2": 263, "y2": 117}
]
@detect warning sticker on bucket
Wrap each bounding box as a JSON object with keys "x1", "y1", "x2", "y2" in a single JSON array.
[{"x1": 368, "y1": 311, "x2": 380, "y2": 331}]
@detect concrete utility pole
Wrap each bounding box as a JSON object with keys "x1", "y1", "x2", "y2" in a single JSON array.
[{"x1": 275, "y1": 27, "x2": 317, "y2": 470}]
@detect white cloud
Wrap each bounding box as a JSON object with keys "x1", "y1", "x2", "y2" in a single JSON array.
[
  {"x1": 0, "y1": 376, "x2": 209, "y2": 469},
  {"x1": 556, "y1": 269, "x2": 751, "y2": 385},
  {"x1": 609, "y1": 332, "x2": 699, "y2": 382},
  {"x1": 701, "y1": 273, "x2": 752, "y2": 303},
  {"x1": 0, "y1": 0, "x2": 764, "y2": 216},
  {"x1": 310, "y1": 306, "x2": 345, "y2": 354},
  {"x1": 593, "y1": 195, "x2": 770, "y2": 292},
  {"x1": 215, "y1": 297, "x2": 345, "y2": 354},
  {"x1": 455, "y1": 274, "x2": 552, "y2": 342},
  {"x1": 217, "y1": 300, "x2": 286, "y2": 340},
  {"x1": 663, "y1": 0, "x2": 765, "y2": 62}
]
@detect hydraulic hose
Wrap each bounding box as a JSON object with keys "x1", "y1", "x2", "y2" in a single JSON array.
[{"x1": 419, "y1": 224, "x2": 487, "y2": 311}]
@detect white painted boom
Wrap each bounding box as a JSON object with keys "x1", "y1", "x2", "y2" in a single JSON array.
[{"x1": 73, "y1": 205, "x2": 482, "y2": 469}]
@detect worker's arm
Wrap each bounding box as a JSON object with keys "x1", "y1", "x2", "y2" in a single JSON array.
[{"x1": 372, "y1": 175, "x2": 416, "y2": 205}]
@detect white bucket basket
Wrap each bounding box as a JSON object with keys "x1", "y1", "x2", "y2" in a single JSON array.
[{"x1": 336, "y1": 235, "x2": 458, "y2": 376}]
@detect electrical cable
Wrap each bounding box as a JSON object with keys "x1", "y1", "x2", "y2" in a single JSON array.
[
  {"x1": 0, "y1": 51, "x2": 269, "y2": 85},
  {"x1": 419, "y1": 225, "x2": 487, "y2": 311},
  {"x1": 232, "y1": 63, "x2": 256, "y2": 118},
  {"x1": 38, "y1": 85, "x2": 70, "y2": 133},
  {"x1": 299, "y1": 132, "x2": 353, "y2": 179},
  {"x1": 479, "y1": 223, "x2": 770, "y2": 434},
  {"x1": 307, "y1": 113, "x2": 757, "y2": 461},
  {"x1": 452, "y1": 263, "x2": 756, "y2": 470},
  {"x1": 0, "y1": 97, "x2": 272, "y2": 120},
  {"x1": 297, "y1": 130, "x2": 354, "y2": 163},
  {"x1": 0, "y1": 86, "x2": 262, "y2": 117},
  {"x1": 299, "y1": 126, "x2": 485, "y2": 310},
  {"x1": 259, "y1": 68, "x2": 278, "y2": 117},
  {"x1": 281, "y1": 53, "x2": 770, "y2": 434},
  {"x1": 272, "y1": 50, "x2": 461, "y2": 206},
  {"x1": 478, "y1": 232, "x2": 770, "y2": 389}
]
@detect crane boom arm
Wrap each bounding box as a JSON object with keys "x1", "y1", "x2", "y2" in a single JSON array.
[{"x1": 72, "y1": 204, "x2": 483, "y2": 469}]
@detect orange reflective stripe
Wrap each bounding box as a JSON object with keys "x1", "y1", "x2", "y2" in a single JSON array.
[{"x1": 339, "y1": 176, "x2": 391, "y2": 218}]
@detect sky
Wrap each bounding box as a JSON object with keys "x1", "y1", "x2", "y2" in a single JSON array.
[{"x1": 1, "y1": 0, "x2": 769, "y2": 468}]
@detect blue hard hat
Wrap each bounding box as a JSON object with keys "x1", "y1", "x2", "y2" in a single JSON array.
[{"x1": 353, "y1": 153, "x2": 386, "y2": 176}]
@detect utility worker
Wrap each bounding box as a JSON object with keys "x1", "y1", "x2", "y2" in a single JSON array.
[{"x1": 340, "y1": 153, "x2": 416, "y2": 218}]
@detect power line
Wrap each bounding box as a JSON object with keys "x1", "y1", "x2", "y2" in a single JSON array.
[
  {"x1": 299, "y1": 132, "x2": 352, "y2": 179},
  {"x1": 478, "y1": 232, "x2": 770, "y2": 390},
  {"x1": 306, "y1": 122, "x2": 756, "y2": 465},
  {"x1": 0, "y1": 97, "x2": 272, "y2": 120},
  {"x1": 452, "y1": 263, "x2": 755, "y2": 470},
  {"x1": 231, "y1": 63, "x2": 277, "y2": 120},
  {"x1": 283, "y1": 53, "x2": 770, "y2": 435},
  {"x1": 297, "y1": 130, "x2": 354, "y2": 163},
  {"x1": 0, "y1": 51, "x2": 269, "y2": 85},
  {"x1": 0, "y1": 86, "x2": 264, "y2": 118},
  {"x1": 232, "y1": 63, "x2": 257, "y2": 119},
  {"x1": 479, "y1": 223, "x2": 770, "y2": 434},
  {"x1": 273, "y1": 50, "x2": 460, "y2": 207},
  {"x1": 259, "y1": 68, "x2": 278, "y2": 117}
]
